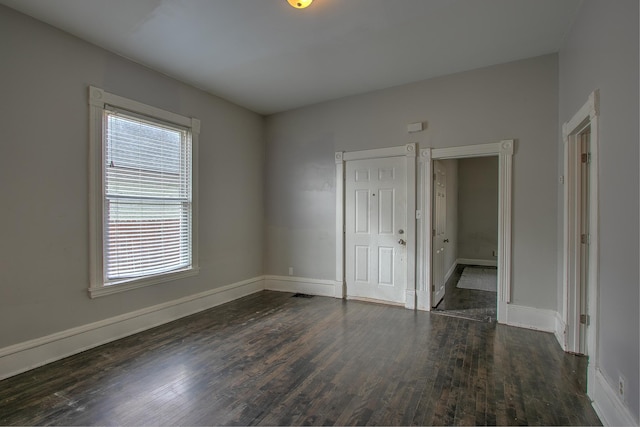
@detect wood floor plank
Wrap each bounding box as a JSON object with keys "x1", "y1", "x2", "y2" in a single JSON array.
[{"x1": 0, "y1": 291, "x2": 601, "y2": 426}]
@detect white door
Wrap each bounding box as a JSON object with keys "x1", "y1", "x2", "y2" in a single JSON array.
[
  {"x1": 432, "y1": 160, "x2": 446, "y2": 306},
  {"x1": 345, "y1": 156, "x2": 407, "y2": 304}
]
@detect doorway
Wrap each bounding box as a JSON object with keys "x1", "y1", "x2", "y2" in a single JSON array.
[
  {"x1": 417, "y1": 140, "x2": 514, "y2": 324},
  {"x1": 432, "y1": 157, "x2": 499, "y2": 323}
]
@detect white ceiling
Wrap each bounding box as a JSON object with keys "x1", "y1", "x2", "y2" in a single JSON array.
[{"x1": 2, "y1": 0, "x2": 583, "y2": 114}]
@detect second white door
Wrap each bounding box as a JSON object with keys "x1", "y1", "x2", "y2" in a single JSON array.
[{"x1": 345, "y1": 156, "x2": 407, "y2": 304}]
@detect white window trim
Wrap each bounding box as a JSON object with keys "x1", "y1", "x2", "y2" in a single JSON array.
[{"x1": 88, "y1": 86, "x2": 200, "y2": 298}]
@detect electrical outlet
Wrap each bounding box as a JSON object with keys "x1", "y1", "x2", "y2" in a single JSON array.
[
  {"x1": 618, "y1": 376, "x2": 625, "y2": 399},
  {"x1": 288, "y1": 267, "x2": 294, "y2": 276}
]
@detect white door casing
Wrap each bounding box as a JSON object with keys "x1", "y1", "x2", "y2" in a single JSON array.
[
  {"x1": 578, "y1": 129, "x2": 590, "y2": 355},
  {"x1": 432, "y1": 160, "x2": 447, "y2": 306},
  {"x1": 336, "y1": 144, "x2": 417, "y2": 308},
  {"x1": 562, "y1": 90, "x2": 599, "y2": 389},
  {"x1": 345, "y1": 156, "x2": 407, "y2": 304},
  {"x1": 417, "y1": 140, "x2": 513, "y2": 325}
]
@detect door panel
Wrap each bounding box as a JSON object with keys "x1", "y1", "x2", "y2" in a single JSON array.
[
  {"x1": 432, "y1": 160, "x2": 446, "y2": 306},
  {"x1": 346, "y1": 156, "x2": 407, "y2": 304},
  {"x1": 378, "y1": 189, "x2": 394, "y2": 234},
  {"x1": 355, "y1": 246, "x2": 370, "y2": 282},
  {"x1": 355, "y1": 190, "x2": 370, "y2": 233}
]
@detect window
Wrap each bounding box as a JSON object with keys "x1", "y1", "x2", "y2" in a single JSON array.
[{"x1": 89, "y1": 86, "x2": 199, "y2": 297}]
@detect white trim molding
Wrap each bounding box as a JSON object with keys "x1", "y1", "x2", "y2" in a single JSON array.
[
  {"x1": 264, "y1": 275, "x2": 341, "y2": 298},
  {"x1": 456, "y1": 258, "x2": 497, "y2": 267},
  {"x1": 417, "y1": 148, "x2": 432, "y2": 311},
  {"x1": 444, "y1": 260, "x2": 458, "y2": 284},
  {"x1": 88, "y1": 86, "x2": 200, "y2": 297},
  {"x1": 554, "y1": 311, "x2": 566, "y2": 351},
  {"x1": 418, "y1": 140, "x2": 514, "y2": 325},
  {"x1": 505, "y1": 304, "x2": 556, "y2": 333},
  {"x1": 0, "y1": 276, "x2": 263, "y2": 381},
  {"x1": 335, "y1": 151, "x2": 345, "y2": 298}
]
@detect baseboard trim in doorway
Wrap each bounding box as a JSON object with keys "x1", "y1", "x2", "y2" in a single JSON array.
[
  {"x1": 444, "y1": 261, "x2": 457, "y2": 284},
  {"x1": 263, "y1": 275, "x2": 340, "y2": 298},
  {"x1": 456, "y1": 258, "x2": 497, "y2": 267},
  {"x1": 0, "y1": 276, "x2": 264, "y2": 381},
  {"x1": 554, "y1": 311, "x2": 567, "y2": 350},
  {"x1": 505, "y1": 304, "x2": 556, "y2": 333},
  {"x1": 416, "y1": 289, "x2": 430, "y2": 311}
]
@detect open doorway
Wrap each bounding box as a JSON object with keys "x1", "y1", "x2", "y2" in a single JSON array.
[
  {"x1": 417, "y1": 140, "x2": 513, "y2": 324},
  {"x1": 432, "y1": 157, "x2": 499, "y2": 322}
]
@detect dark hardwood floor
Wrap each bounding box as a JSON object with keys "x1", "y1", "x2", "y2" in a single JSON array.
[
  {"x1": 0, "y1": 291, "x2": 601, "y2": 426},
  {"x1": 434, "y1": 264, "x2": 497, "y2": 323}
]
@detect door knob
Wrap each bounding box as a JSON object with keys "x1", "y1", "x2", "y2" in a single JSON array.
[
  {"x1": 398, "y1": 239, "x2": 406, "y2": 246},
  {"x1": 444, "y1": 239, "x2": 449, "y2": 243}
]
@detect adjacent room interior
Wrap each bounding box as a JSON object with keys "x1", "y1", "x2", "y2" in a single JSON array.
[
  {"x1": 0, "y1": 0, "x2": 638, "y2": 426},
  {"x1": 433, "y1": 156, "x2": 499, "y2": 323}
]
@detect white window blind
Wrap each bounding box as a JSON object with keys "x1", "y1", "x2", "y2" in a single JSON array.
[{"x1": 103, "y1": 108, "x2": 192, "y2": 283}]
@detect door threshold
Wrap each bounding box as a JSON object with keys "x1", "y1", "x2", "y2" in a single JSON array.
[
  {"x1": 347, "y1": 296, "x2": 405, "y2": 307},
  {"x1": 432, "y1": 309, "x2": 495, "y2": 324}
]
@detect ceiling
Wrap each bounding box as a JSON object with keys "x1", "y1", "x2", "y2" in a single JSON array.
[{"x1": 1, "y1": 0, "x2": 583, "y2": 115}]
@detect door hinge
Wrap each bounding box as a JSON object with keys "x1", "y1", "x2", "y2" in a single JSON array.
[
  {"x1": 432, "y1": 229, "x2": 436, "y2": 237},
  {"x1": 431, "y1": 285, "x2": 435, "y2": 291},
  {"x1": 581, "y1": 233, "x2": 590, "y2": 244},
  {"x1": 581, "y1": 153, "x2": 591, "y2": 164},
  {"x1": 580, "y1": 314, "x2": 590, "y2": 325}
]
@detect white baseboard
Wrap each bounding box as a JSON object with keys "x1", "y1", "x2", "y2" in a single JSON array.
[
  {"x1": 263, "y1": 275, "x2": 339, "y2": 298},
  {"x1": 10, "y1": 273, "x2": 635, "y2": 427},
  {"x1": 591, "y1": 368, "x2": 638, "y2": 427},
  {"x1": 505, "y1": 304, "x2": 556, "y2": 333},
  {"x1": 457, "y1": 258, "x2": 497, "y2": 267},
  {"x1": 0, "y1": 276, "x2": 264, "y2": 381},
  {"x1": 444, "y1": 261, "x2": 457, "y2": 283},
  {"x1": 405, "y1": 289, "x2": 416, "y2": 310},
  {"x1": 416, "y1": 289, "x2": 430, "y2": 311},
  {"x1": 554, "y1": 311, "x2": 567, "y2": 351}
]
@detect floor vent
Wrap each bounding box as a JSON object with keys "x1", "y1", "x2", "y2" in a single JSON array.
[{"x1": 292, "y1": 293, "x2": 314, "y2": 299}]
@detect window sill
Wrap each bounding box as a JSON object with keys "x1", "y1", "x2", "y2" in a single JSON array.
[{"x1": 89, "y1": 267, "x2": 200, "y2": 298}]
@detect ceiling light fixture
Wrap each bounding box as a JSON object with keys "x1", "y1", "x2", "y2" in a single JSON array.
[{"x1": 287, "y1": 0, "x2": 313, "y2": 9}]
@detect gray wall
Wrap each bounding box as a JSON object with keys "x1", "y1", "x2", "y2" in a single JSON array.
[
  {"x1": 266, "y1": 54, "x2": 559, "y2": 309},
  {"x1": 559, "y1": 0, "x2": 639, "y2": 420},
  {"x1": 457, "y1": 157, "x2": 498, "y2": 262},
  {"x1": 0, "y1": 6, "x2": 265, "y2": 348}
]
